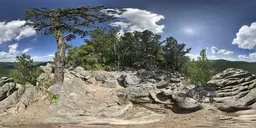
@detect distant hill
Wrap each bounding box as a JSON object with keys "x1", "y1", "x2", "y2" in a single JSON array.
[
  {"x1": 0, "y1": 62, "x2": 49, "y2": 78},
  {"x1": 1, "y1": 59, "x2": 256, "y2": 78},
  {"x1": 0, "y1": 62, "x2": 14, "y2": 77},
  {"x1": 212, "y1": 59, "x2": 256, "y2": 74}
]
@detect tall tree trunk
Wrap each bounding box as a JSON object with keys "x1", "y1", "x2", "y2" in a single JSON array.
[{"x1": 54, "y1": 31, "x2": 66, "y2": 84}]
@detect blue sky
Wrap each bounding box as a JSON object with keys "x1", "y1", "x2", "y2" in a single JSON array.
[{"x1": 1, "y1": 0, "x2": 256, "y2": 61}]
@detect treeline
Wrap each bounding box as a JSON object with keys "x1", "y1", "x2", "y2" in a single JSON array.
[{"x1": 67, "y1": 28, "x2": 191, "y2": 71}]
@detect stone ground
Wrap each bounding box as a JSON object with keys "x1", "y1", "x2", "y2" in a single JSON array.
[{"x1": 1, "y1": 103, "x2": 256, "y2": 128}]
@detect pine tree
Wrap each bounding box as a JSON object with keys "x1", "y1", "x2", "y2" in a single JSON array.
[{"x1": 24, "y1": 6, "x2": 116, "y2": 84}]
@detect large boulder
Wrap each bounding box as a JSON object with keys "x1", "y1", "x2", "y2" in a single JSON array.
[
  {"x1": 40, "y1": 63, "x2": 54, "y2": 75},
  {"x1": 207, "y1": 68, "x2": 256, "y2": 111},
  {"x1": 45, "y1": 68, "x2": 165, "y2": 124},
  {"x1": 118, "y1": 84, "x2": 155, "y2": 103},
  {"x1": 117, "y1": 70, "x2": 201, "y2": 111},
  {"x1": 118, "y1": 74, "x2": 141, "y2": 87}
]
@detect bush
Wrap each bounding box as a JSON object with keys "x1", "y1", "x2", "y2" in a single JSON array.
[
  {"x1": 10, "y1": 54, "x2": 41, "y2": 85},
  {"x1": 182, "y1": 49, "x2": 216, "y2": 85}
]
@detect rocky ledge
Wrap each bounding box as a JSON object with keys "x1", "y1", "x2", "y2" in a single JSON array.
[
  {"x1": 208, "y1": 68, "x2": 256, "y2": 111},
  {"x1": 0, "y1": 65, "x2": 256, "y2": 126}
]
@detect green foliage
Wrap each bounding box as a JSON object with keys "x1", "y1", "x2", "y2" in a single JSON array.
[
  {"x1": 24, "y1": 6, "x2": 116, "y2": 40},
  {"x1": 162, "y1": 37, "x2": 191, "y2": 71},
  {"x1": 67, "y1": 27, "x2": 119, "y2": 70},
  {"x1": 50, "y1": 94, "x2": 60, "y2": 103},
  {"x1": 10, "y1": 54, "x2": 41, "y2": 85},
  {"x1": 118, "y1": 30, "x2": 164, "y2": 69},
  {"x1": 67, "y1": 28, "x2": 190, "y2": 71},
  {"x1": 25, "y1": 6, "x2": 117, "y2": 83},
  {"x1": 182, "y1": 49, "x2": 216, "y2": 85}
]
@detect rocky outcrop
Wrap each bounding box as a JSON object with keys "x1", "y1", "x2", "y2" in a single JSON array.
[
  {"x1": 117, "y1": 70, "x2": 201, "y2": 111},
  {"x1": 45, "y1": 67, "x2": 165, "y2": 125},
  {"x1": 0, "y1": 77, "x2": 46, "y2": 113},
  {"x1": 37, "y1": 63, "x2": 54, "y2": 89},
  {"x1": 207, "y1": 68, "x2": 256, "y2": 111}
]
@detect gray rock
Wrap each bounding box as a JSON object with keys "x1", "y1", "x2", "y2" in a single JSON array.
[
  {"x1": 70, "y1": 66, "x2": 92, "y2": 80},
  {"x1": 16, "y1": 85, "x2": 43, "y2": 111},
  {"x1": 118, "y1": 84, "x2": 155, "y2": 103},
  {"x1": 40, "y1": 63, "x2": 54, "y2": 74},
  {"x1": 118, "y1": 74, "x2": 141, "y2": 87},
  {"x1": 171, "y1": 92, "x2": 202, "y2": 111},
  {"x1": 207, "y1": 68, "x2": 256, "y2": 111},
  {"x1": 102, "y1": 80, "x2": 118, "y2": 88},
  {"x1": 37, "y1": 73, "x2": 54, "y2": 89},
  {"x1": 0, "y1": 77, "x2": 14, "y2": 86},
  {"x1": 0, "y1": 82, "x2": 16, "y2": 101}
]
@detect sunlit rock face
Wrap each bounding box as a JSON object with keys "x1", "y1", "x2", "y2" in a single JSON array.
[{"x1": 207, "y1": 68, "x2": 256, "y2": 111}]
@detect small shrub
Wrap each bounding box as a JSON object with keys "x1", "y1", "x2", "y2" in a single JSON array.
[
  {"x1": 10, "y1": 54, "x2": 41, "y2": 85},
  {"x1": 182, "y1": 49, "x2": 216, "y2": 85},
  {"x1": 50, "y1": 94, "x2": 60, "y2": 103}
]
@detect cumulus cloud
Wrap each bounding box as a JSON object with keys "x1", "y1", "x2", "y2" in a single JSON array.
[
  {"x1": 0, "y1": 20, "x2": 36, "y2": 44},
  {"x1": 22, "y1": 48, "x2": 31, "y2": 54},
  {"x1": 237, "y1": 53, "x2": 256, "y2": 61},
  {"x1": 0, "y1": 44, "x2": 53, "y2": 62},
  {"x1": 8, "y1": 43, "x2": 18, "y2": 54},
  {"x1": 0, "y1": 43, "x2": 33, "y2": 62},
  {"x1": 0, "y1": 43, "x2": 19, "y2": 62},
  {"x1": 232, "y1": 22, "x2": 256, "y2": 49},
  {"x1": 186, "y1": 53, "x2": 199, "y2": 60},
  {"x1": 211, "y1": 46, "x2": 234, "y2": 55},
  {"x1": 238, "y1": 54, "x2": 250, "y2": 60},
  {"x1": 108, "y1": 8, "x2": 165, "y2": 34},
  {"x1": 31, "y1": 54, "x2": 54, "y2": 62},
  {"x1": 249, "y1": 53, "x2": 256, "y2": 60}
]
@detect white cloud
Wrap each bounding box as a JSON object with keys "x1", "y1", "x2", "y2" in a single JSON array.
[
  {"x1": 0, "y1": 20, "x2": 36, "y2": 44},
  {"x1": 186, "y1": 53, "x2": 199, "y2": 60},
  {"x1": 31, "y1": 54, "x2": 54, "y2": 62},
  {"x1": 238, "y1": 54, "x2": 250, "y2": 60},
  {"x1": 0, "y1": 43, "x2": 33, "y2": 62},
  {"x1": 211, "y1": 46, "x2": 234, "y2": 55},
  {"x1": 232, "y1": 22, "x2": 256, "y2": 49},
  {"x1": 0, "y1": 43, "x2": 18, "y2": 62},
  {"x1": 108, "y1": 8, "x2": 165, "y2": 34},
  {"x1": 8, "y1": 43, "x2": 18, "y2": 54},
  {"x1": 22, "y1": 48, "x2": 31, "y2": 54},
  {"x1": 236, "y1": 53, "x2": 256, "y2": 61},
  {"x1": 249, "y1": 53, "x2": 256, "y2": 60}
]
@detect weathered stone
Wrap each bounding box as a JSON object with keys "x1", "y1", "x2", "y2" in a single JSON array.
[
  {"x1": 118, "y1": 84, "x2": 155, "y2": 103},
  {"x1": 70, "y1": 66, "x2": 92, "y2": 80},
  {"x1": 207, "y1": 68, "x2": 256, "y2": 111},
  {"x1": 16, "y1": 85, "x2": 43, "y2": 111},
  {"x1": 102, "y1": 80, "x2": 118, "y2": 88},
  {"x1": 118, "y1": 74, "x2": 141, "y2": 87},
  {"x1": 0, "y1": 82, "x2": 16, "y2": 101},
  {"x1": 40, "y1": 63, "x2": 54, "y2": 75}
]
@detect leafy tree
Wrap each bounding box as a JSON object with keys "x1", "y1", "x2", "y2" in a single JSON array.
[
  {"x1": 67, "y1": 29, "x2": 190, "y2": 71},
  {"x1": 182, "y1": 49, "x2": 216, "y2": 85},
  {"x1": 118, "y1": 30, "x2": 163, "y2": 69},
  {"x1": 10, "y1": 54, "x2": 41, "y2": 85},
  {"x1": 163, "y1": 37, "x2": 191, "y2": 71},
  {"x1": 24, "y1": 6, "x2": 116, "y2": 83},
  {"x1": 67, "y1": 27, "x2": 119, "y2": 70}
]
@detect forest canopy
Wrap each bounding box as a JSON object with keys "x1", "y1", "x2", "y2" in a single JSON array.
[{"x1": 66, "y1": 28, "x2": 191, "y2": 71}]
